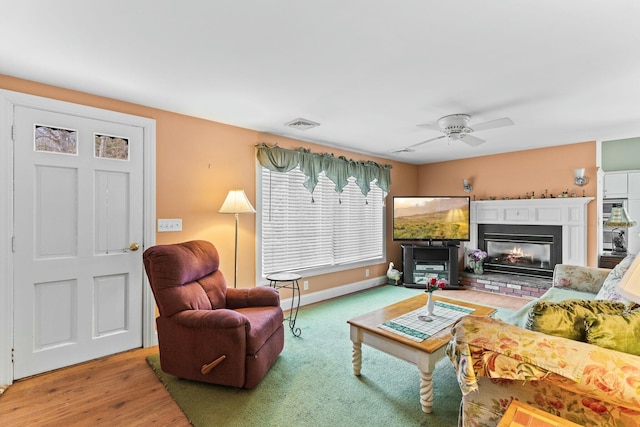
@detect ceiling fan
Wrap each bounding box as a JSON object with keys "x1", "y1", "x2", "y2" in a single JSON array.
[{"x1": 393, "y1": 114, "x2": 514, "y2": 153}]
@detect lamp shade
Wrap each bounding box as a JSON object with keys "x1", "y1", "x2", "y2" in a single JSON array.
[
  {"x1": 218, "y1": 190, "x2": 256, "y2": 214},
  {"x1": 604, "y1": 207, "x2": 636, "y2": 228}
]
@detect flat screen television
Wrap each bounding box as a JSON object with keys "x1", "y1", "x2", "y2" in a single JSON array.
[{"x1": 392, "y1": 196, "x2": 471, "y2": 242}]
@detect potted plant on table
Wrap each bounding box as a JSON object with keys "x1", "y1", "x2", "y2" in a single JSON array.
[{"x1": 468, "y1": 249, "x2": 488, "y2": 275}]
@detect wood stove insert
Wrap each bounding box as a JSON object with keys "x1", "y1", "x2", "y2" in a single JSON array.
[{"x1": 478, "y1": 224, "x2": 563, "y2": 278}]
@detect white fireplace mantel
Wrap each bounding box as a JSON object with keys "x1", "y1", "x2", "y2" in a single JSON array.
[{"x1": 465, "y1": 197, "x2": 594, "y2": 267}]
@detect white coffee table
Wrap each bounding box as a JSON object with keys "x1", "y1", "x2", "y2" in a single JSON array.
[{"x1": 347, "y1": 293, "x2": 495, "y2": 413}]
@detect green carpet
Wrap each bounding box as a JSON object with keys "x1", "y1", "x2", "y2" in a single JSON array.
[{"x1": 147, "y1": 286, "x2": 508, "y2": 426}]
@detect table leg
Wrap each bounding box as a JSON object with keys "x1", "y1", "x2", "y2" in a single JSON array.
[
  {"x1": 352, "y1": 341, "x2": 362, "y2": 376},
  {"x1": 419, "y1": 369, "x2": 433, "y2": 413},
  {"x1": 289, "y1": 279, "x2": 301, "y2": 337},
  {"x1": 270, "y1": 279, "x2": 302, "y2": 337}
]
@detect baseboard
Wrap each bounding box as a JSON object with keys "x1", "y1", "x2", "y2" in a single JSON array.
[{"x1": 278, "y1": 275, "x2": 387, "y2": 312}]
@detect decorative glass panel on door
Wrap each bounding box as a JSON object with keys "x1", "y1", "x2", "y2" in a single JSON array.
[
  {"x1": 34, "y1": 124, "x2": 78, "y2": 154},
  {"x1": 94, "y1": 133, "x2": 129, "y2": 160}
]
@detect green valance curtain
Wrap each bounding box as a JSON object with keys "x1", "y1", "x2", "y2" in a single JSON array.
[{"x1": 255, "y1": 143, "x2": 392, "y2": 196}]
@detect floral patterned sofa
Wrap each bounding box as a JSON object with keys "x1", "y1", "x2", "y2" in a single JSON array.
[{"x1": 446, "y1": 260, "x2": 640, "y2": 427}]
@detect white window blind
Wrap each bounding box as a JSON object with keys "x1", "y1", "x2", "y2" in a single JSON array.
[{"x1": 259, "y1": 166, "x2": 385, "y2": 277}]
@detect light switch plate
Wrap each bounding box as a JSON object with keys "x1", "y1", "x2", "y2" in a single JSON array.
[{"x1": 158, "y1": 219, "x2": 182, "y2": 232}]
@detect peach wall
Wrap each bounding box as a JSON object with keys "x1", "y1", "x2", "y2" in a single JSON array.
[
  {"x1": 0, "y1": 74, "x2": 417, "y2": 297},
  {"x1": 417, "y1": 142, "x2": 598, "y2": 266},
  {"x1": 0, "y1": 74, "x2": 598, "y2": 293}
]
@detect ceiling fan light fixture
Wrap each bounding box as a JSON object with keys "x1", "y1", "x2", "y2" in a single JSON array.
[
  {"x1": 438, "y1": 114, "x2": 471, "y2": 135},
  {"x1": 406, "y1": 113, "x2": 514, "y2": 152}
]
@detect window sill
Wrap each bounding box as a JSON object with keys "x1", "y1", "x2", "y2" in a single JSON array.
[{"x1": 257, "y1": 257, "x2": 385, "y2": 285}]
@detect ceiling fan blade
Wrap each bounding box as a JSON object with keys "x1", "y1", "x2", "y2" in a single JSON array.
[
  {"x1": 416, "y1": 122, "x2": 440, "y2": 130},
  {"x1": 460, "y1": 134, "x2": 485, "y2": 146},
  {"x1": 469, "y1": 117, "x2": 514, "y2": 132},
  {"x1": 409, "y1": 135, "x2": 445, "y2": 148},
  {"x1": 390, "y1": 147, "x2": 415, "y2": 154}
]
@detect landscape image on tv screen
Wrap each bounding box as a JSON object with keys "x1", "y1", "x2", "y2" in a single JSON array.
[{"x1": 393, "y1": 196, "x2": 470, "y2": 241}]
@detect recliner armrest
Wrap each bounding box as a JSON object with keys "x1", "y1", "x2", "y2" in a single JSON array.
[
  {"x1": 171, "y1": 308, "x2": 249, "y2": 329},
  {"x1": 226, "y1": 286, "x2": 280, "y2": 309}
]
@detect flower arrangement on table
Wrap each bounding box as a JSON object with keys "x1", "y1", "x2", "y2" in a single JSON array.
[
  {"x1": 467, "y1": 249, "x2": 488, "y2": 274},
  {"x1": 426, "y1": 277, "x2": 446, "y2": 293},
  {"x1": 421, "y1": 277, "x2": 446, "y2": 319}
]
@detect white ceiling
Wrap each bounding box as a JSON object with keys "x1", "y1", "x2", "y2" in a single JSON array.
[{"x1": 2, "y1": 1, "x2": 640, "y2": 164}]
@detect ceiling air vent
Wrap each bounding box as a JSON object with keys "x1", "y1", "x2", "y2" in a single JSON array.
[{"x1": 284, "y1": 118, "x2": 320, "y2": 130}]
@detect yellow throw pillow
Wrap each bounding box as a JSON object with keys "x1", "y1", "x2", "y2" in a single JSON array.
[
  {"x1": 584, "y1": 308, "x2": 640, "y2": 355},
  {"x1": 526, "y1": 299, "x2": 627, "y2": 341}
]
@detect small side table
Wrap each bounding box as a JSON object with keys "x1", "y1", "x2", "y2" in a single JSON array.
[
  {"x1": 598, "y1": 252, "x2": 626, "y2": 269},
  {"x1": 267, "y1": 272, "x2": 302, "y2": 337}
]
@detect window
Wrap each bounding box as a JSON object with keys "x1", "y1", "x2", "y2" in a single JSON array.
[{"x1": 258, "y1": 166, "x2": 385, "y2": 279}]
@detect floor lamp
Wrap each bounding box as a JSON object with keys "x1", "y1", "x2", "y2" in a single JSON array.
[{"x1": 218, "y1": 190, "x2": 256, "y2": 288}]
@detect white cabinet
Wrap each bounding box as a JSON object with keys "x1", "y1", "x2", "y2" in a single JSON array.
[
  {"x1": 603, "y1": 172, "x2": 628, "y2": 199},
  {"x1": 628, "y1": 172, "x2": 640, "y2": 199}
]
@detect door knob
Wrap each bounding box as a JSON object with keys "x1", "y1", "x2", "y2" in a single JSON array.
[{"x1": 124, "y1": 242, "x2": 140, "y2": 252}]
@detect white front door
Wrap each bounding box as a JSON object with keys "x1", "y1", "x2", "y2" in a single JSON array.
[{"x1": 12, "y1": 105, "x2": 144, "y2": 379}]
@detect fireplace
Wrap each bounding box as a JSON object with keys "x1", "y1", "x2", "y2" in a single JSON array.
[
  {"x1": 478, "y1": 224, "x2": 563, "y2": 278},
  {"x1": 464, "y1": 198, "x2": 592, "y2": 295}
]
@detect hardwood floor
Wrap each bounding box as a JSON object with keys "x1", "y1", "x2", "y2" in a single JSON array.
[
  {"x1": 0, "y1": 346, "x2": 189, "y2": 426},
  {"x1": 0, "y1": 288, "x2": 528, "y2": 426}
]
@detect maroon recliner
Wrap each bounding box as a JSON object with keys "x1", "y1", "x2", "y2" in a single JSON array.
[{"x1": 143, "y1": 240, "x2": 284, "y2": 389}]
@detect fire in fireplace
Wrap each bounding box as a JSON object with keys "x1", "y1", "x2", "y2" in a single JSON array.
[{"x1": 478, "y1": 224, "x2": 563, "y2": 278}]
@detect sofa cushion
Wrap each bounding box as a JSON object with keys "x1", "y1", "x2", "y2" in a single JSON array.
[
  {"x1": 497, "y1": 287, "x2": 597, "y2": 328},
  {"x1": 526, "y1": 299, "x2": 627, "y2": 341},
  {"x1": 584, "y1": 307, "x2": 640, "y2": 355},
  {"x1": 619, "y1": 251, "x2": 640, "y2": 302},
  {"x1": 595, "y1": 254, "x2": 635, "y2": 303},
  {"x1": 552, "y1": 264, "x2": 611, "y2": 294}
]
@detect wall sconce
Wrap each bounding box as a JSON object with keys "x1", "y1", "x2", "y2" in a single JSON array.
[
  {"x1": 463, "y1": 179, "x2": 473, "y2": 193},
  {"x1": 574, "y1": 168, "x2": 588, "y2": 186}
]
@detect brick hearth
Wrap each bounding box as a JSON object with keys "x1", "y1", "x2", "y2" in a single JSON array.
[{"x1": 460, "y1": 271, "x2": 551, "y2": 299}]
